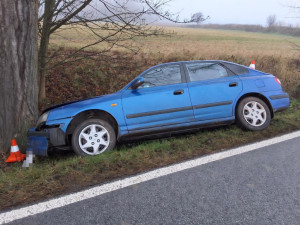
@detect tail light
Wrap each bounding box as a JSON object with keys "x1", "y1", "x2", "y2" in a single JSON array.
[{"x1": 274, "y1": 77, "x2": 281, "y2": 86}]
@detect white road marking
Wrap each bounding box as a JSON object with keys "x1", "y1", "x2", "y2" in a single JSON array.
[{"x1": 1, "y1": 130, "x2": 300, "y2": 224}]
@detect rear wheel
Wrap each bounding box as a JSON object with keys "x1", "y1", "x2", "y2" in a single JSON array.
[
  {"x1": 236, "y1": 97, "x2": 271, "y2": 131},
  {"x1": 71, "y1": 118, "x2": 116, "y2": 156}
]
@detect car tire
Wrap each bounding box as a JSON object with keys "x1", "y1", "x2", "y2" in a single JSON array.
[
  {"x1": 236, "y1": 97, "x2": 271, "y2": 131},
  {"x1": 71, "y1": 118, "x2": 116, "y2": 156}
]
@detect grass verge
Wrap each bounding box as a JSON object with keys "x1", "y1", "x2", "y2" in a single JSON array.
[{"x1": 1, "y1": 99, "x2": 300, "y2": 211}]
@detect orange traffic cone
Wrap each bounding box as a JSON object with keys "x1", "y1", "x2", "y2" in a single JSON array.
[
  {"x1": 6, "y1": 139, "x2": 26, "y2": 163},
  {"x1": 249, "y1": 60, "x2": 256, "y2": 70}
]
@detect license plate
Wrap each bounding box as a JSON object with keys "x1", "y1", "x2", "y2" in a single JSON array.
[{"x1": 27, "y1": 136, "x2": 48, "y2": 156}]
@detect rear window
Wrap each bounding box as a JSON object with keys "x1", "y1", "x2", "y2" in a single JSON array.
[
  {"x1": 186, "y1": 63, "x2": 228, "y2": 82},
  {"x1": 221, "y1": 62, "x2": 249, "y2": 75}
]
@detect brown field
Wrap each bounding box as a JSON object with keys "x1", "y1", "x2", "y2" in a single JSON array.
[{"x1": 51, "y1": 26, "x2": 300, "y2": 58}]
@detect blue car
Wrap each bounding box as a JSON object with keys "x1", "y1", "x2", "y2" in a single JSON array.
[{"x1": 29, "y1": 60, "x2": 290, "y2": 156}]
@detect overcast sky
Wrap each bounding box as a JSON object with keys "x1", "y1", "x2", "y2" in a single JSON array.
[{"x1": 166, "y1": 0, "x2": 300, "y2": 26}]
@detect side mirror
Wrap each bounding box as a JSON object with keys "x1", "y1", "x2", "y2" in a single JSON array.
[{"x1": 131, "y1": 77, "x2": 144, "y2": 90}]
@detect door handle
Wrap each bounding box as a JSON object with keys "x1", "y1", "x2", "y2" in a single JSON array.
[
  {"x1": 229, "y1": 82, "x2": 238, "y2": 87},
  {"x1": 174, "y1": 89, "x2": 184, "y2": 95}
]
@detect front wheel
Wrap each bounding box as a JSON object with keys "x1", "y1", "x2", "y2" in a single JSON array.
[
  {"x1": 236, "y1": 97, "x2": 271, "y2": 131},
  {"x1": 71, "y1": 118, "x2": 116, "y2": 156}
]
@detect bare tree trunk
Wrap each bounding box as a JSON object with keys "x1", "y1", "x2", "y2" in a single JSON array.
[
  {"x1": 38, "y1": 0, "x2": 55, "y2": 102},
  {"x1": 0, "y1": 0, "x2": 38, "y2": 152}
]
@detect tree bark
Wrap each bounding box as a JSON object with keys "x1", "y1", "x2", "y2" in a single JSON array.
[{"x1": 0, "y1": 0, "x2": 38, "y2": 152}]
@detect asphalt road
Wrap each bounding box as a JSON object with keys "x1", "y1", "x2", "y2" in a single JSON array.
[{"x1": 6, "y1": 136, "x2": 300, "y2": 225}]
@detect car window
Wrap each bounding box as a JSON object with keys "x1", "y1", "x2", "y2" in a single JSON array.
[
  {"x1": 186, "y1": 63, "x2": 228, "y2": 82},
  {"x1": 139, "y1": 64, "x2": 182, "y2": 88},
  {"x1": 221, "y1": 62, "x2": 249, "y2": 75}
]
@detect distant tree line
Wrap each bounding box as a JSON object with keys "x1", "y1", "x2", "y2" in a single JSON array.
[
  {"x1": 185, "y1": 23, "x2": 300, "y2": 37},
  {"x1": 185, "y1": 15, "x2": 300, "y2": 37}
]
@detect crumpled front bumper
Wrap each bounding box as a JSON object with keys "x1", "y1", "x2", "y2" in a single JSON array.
[{"x1": 27, "y1": 127, "x2": 66, "y2": 156}]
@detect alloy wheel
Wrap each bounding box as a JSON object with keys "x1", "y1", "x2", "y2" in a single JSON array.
[
  {"x1": 78, "y1": 124, "x2": 110, "y2": 155},
  {"x1": 242, "y1": 101, "x2": 267, "y2": 127}
]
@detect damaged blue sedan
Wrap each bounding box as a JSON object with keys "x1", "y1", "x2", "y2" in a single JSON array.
[{"x1": 29, "y1": 60, "x2": 290, "y2": 156}]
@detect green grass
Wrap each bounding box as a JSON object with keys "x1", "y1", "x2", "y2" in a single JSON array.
[{"x1": 1, "y1": 99, "x2": 300, "y2": 210}]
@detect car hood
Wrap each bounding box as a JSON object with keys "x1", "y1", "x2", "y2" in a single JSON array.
[
  {"x1": 42, "y1": 96, "x2": 100, "y2": 114},
  {"x1": 45, "y1": 91, "x2": 123, "y2": 120}
]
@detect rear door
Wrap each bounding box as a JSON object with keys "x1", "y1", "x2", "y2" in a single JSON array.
[
  {"x1": 184, "y1": 62, "x2": 243, "y2": 121},
  {"x1": 122, "y1": 63, "x2": 194, "y2": 132}
]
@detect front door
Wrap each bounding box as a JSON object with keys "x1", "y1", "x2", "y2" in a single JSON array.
[{"x1": 122, "y1": 63, "x2": 194, "y2": 132}]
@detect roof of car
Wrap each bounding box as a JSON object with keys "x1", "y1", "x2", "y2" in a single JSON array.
[
  {"x1": 153, "y1": 60, "x2": 252, "y2": 76},
  {"x1": 160, "y1": 60, "x2": 246, "y2": 67}
]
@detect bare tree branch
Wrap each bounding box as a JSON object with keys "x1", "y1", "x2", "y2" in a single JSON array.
[
  {"x1": 49, "y1": 0, "x2": 92, "y2": 33},
  {"x1": 37, "y1": 0, "x2": 207, "y2": 101}
]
